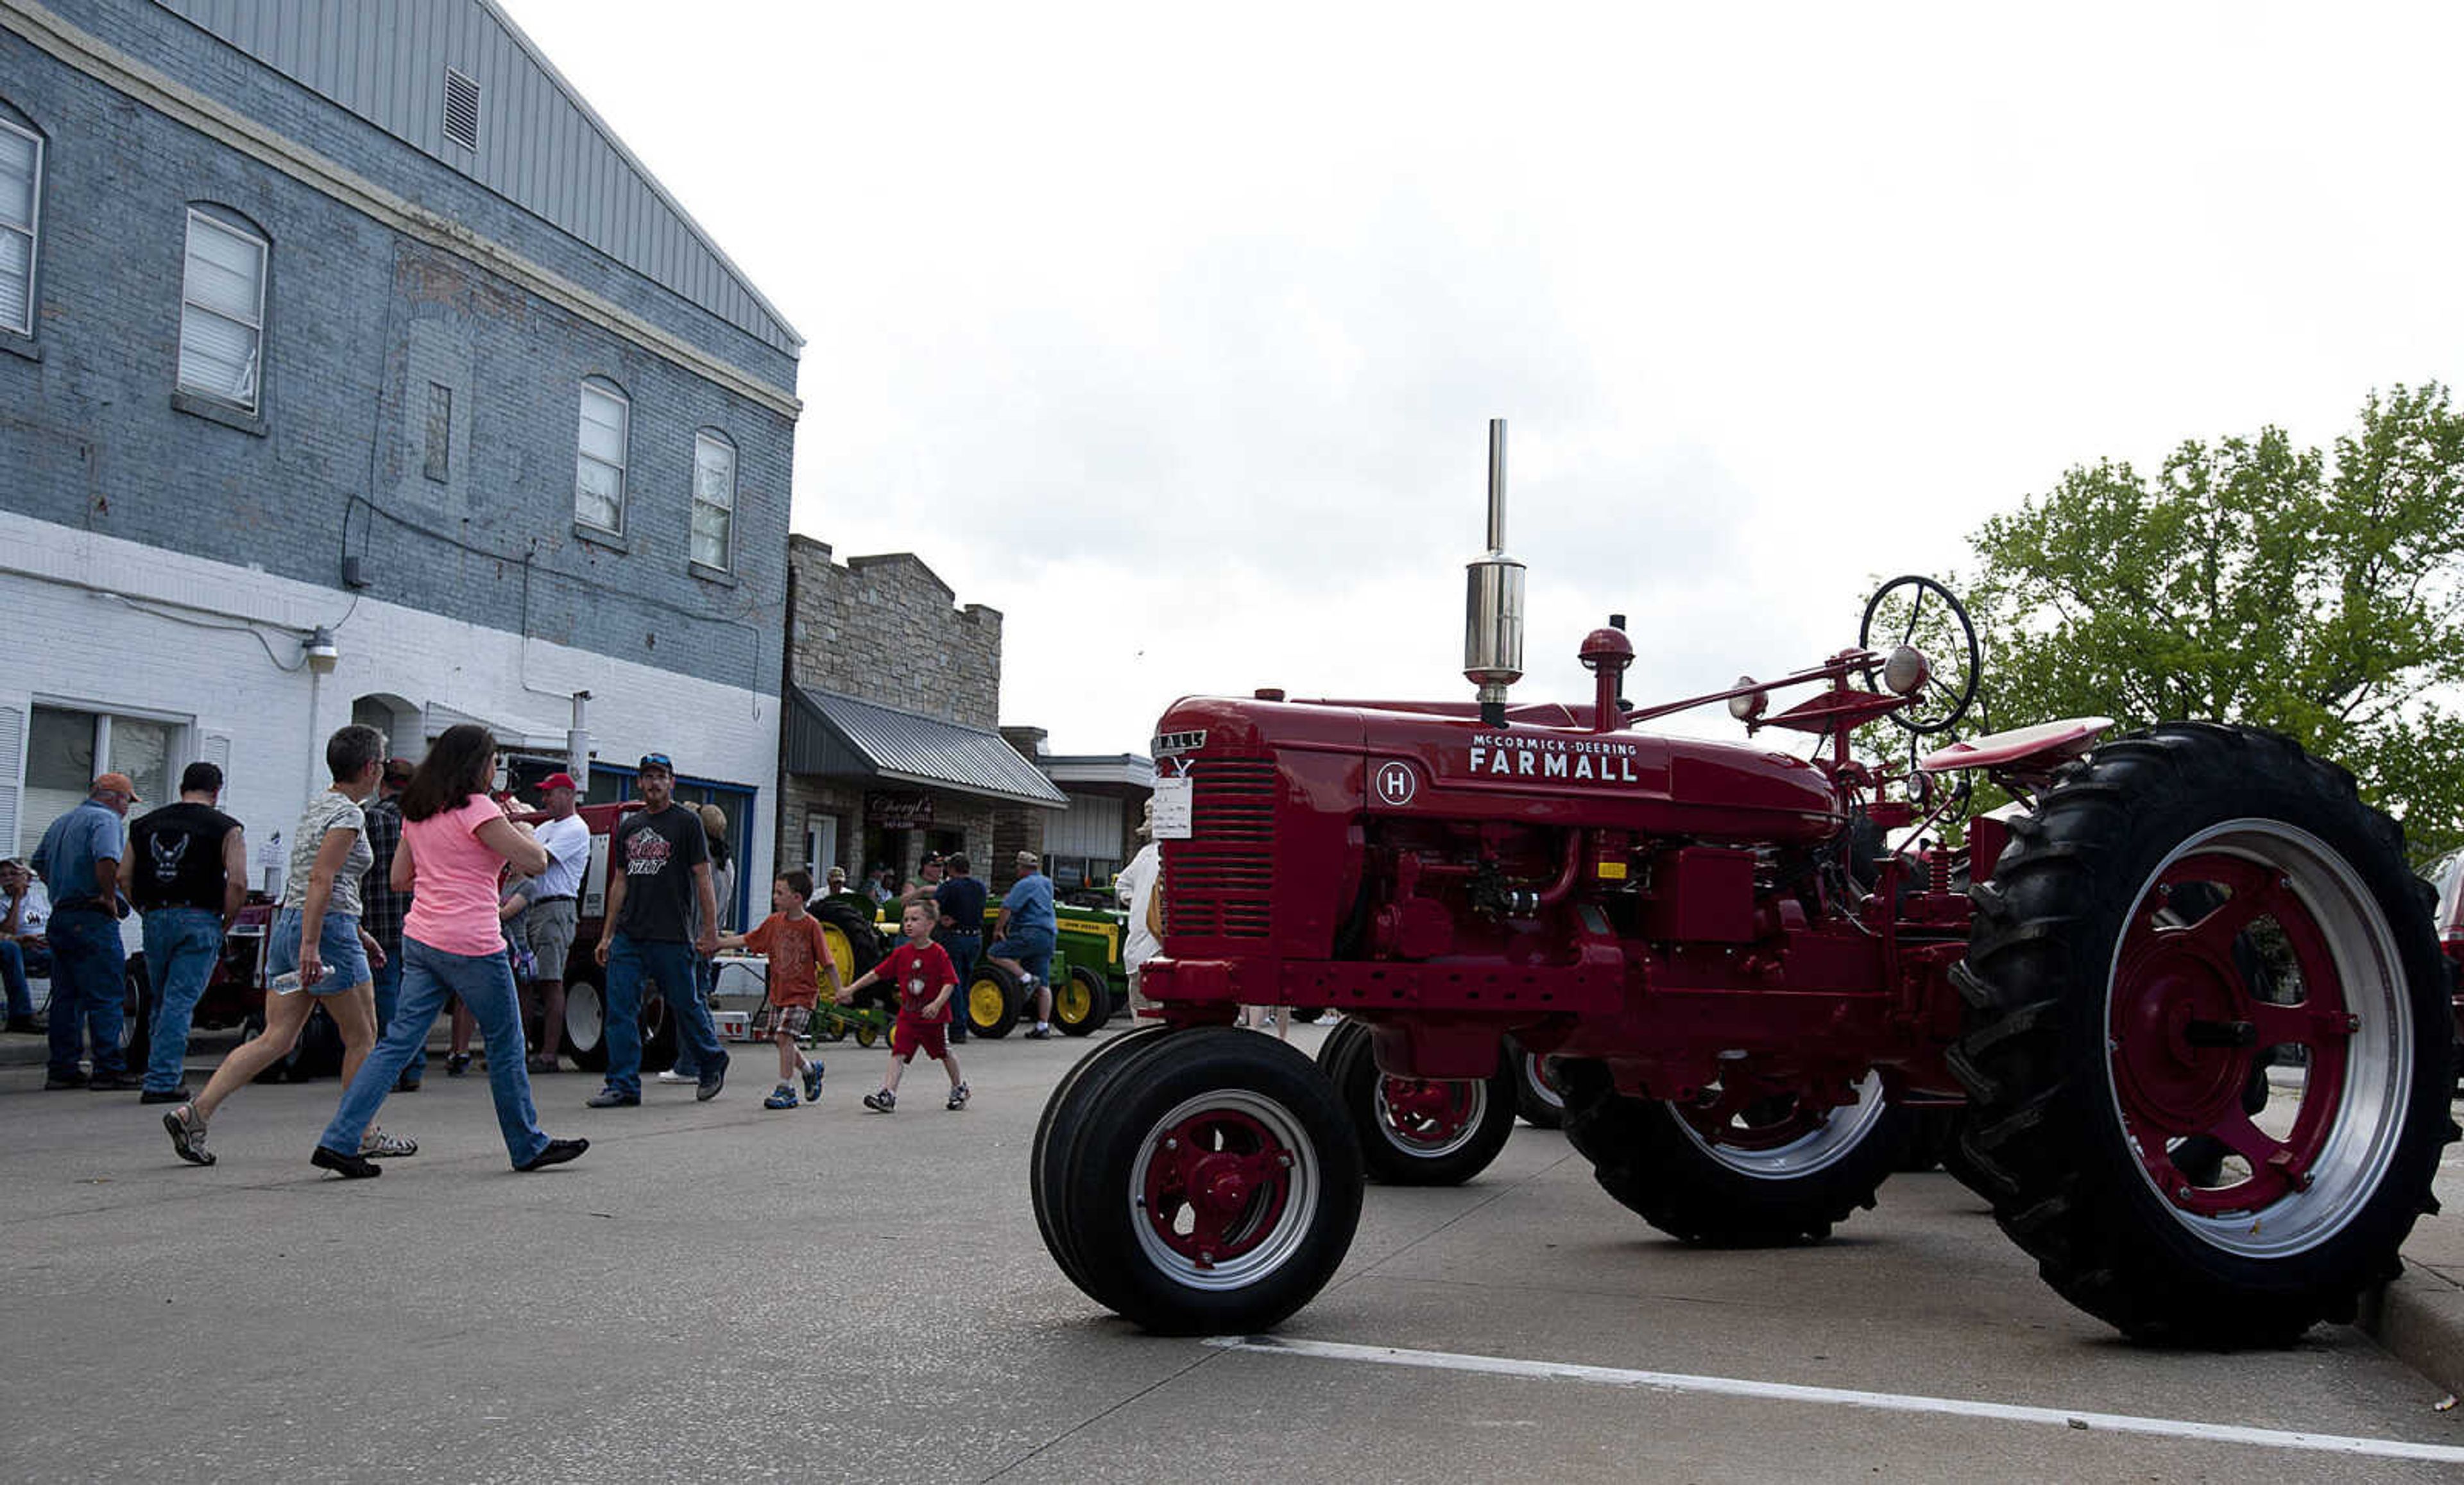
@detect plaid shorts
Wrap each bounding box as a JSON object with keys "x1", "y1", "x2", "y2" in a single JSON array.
[{"x1": 753, "y1": 1002, "x2": 814, "y2": 1038}]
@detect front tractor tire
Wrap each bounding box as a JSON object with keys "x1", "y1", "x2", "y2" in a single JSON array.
[
  {"x1": 1558, "y1": 1062, "x2": 1910, "y2": 1246},
  {"x1": 1033, "y1": 1026, "x2": 1364, "y2": 1335},
  {"x1": 1054, "y1": 965, "x2": 1112, "y2": 1036},
  {"x1": 1317, "y1": 1018, "x2": 1517, "y2": 1186},
  {"x1": 1949, "y1": 723, "x2": 2456, "y2": 1346},
  {"x1": 965, "y1": 963, "x2": 1023, "y2": 1040},
  {"x1": 1507, "y1": 1035, "x2": 1568, "y2": 1129}
]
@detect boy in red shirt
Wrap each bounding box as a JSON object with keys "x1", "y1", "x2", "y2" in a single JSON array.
[
  {"x1": 717, "y1": 870, "x2": 833, "y2": 1110},
  {"x1": 837, "y1": 898, "x2": 968, "y2": 1112}
]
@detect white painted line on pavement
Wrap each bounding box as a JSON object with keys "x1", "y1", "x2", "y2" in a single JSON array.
[{"x1": 1204, "y1": 1335, "x2": 2464, "y2": 1465}]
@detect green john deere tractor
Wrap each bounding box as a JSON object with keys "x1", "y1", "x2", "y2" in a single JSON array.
[{"x1": 958, "y1": 900, "x2": 1131, "y2": 1040}]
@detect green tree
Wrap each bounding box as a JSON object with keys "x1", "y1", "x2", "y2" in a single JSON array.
[{"x1": 1964, "y1": 383, "x2": 2464, "y2": 864}]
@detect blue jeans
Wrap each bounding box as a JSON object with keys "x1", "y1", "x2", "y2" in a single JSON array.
[
  {"x1": 603, "y1": 934, "x2": 724, "y2": 1099},
  {"x1": 369, "y1": 947, "x2": 425, "y2": 1077},
  {"x1": 0, "y1": 938, "x2": 31, "y2": 1019},
  {"x1": 941, "y1": 932, "x2": 979, "y2": 1039},
  {"x1": 670, "y1": 953, "x2": 722, "y2": 1079},
  {"x1": 47, "y1": 908, "x2": 126, "y2": 1079},
  {"x1": 321, "y1": 937, "x2": 550, "y2": 1165},
  {"x1": 141, "y1": 907, "x2": 221, "y2": 1093}
]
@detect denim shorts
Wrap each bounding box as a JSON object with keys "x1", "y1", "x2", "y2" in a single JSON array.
[
  {"x1": 991, "y1": 927, "x2": 1056, "y2": 982},
  {"x1": 268, "y1": 907, "x2": 373, "y2": 994}
]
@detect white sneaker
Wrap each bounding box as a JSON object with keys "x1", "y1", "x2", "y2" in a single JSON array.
[
  {"x1": 359, "y1": 1126, "x2": 420, "y2": 1158},
  {"x1": 655, "y1": 1070, "x2": 694, "y2": 1085}
]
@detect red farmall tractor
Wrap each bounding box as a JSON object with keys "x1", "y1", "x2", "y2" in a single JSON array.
[{"x1": 1031, "y1": 422, "x2": 2458, "y2": 1346}]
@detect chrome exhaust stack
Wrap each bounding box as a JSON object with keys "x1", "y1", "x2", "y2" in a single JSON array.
[{"x1": 1464, "y1": 418, "x2": 1526, "y2": 727}]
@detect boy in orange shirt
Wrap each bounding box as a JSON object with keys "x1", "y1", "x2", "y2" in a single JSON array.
[
  {"x1": 717, "y1": 870, "x2": 834, "y2": 1110},
  {"x1": 836, "y1": 898, "x2": 967, "y2": 1112}
]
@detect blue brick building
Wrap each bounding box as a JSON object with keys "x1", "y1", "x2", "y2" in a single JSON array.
[{"x1": 0, "y1": 0, "x2": 800, "y2": 926}]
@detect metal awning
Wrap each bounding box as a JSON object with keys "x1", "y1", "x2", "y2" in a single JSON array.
[
  {"x1": 785, "y1": 687, "x2": 1068, "y2": 809},
  {"x1": 422, "y1": 702, "x2": 565, "y2": 754}
]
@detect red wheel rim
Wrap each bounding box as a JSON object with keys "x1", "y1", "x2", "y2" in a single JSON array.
[
  {"x1": 2110, "y1": 850, "x2": 2353, "y2": 1217},
  {"x1": 2096, "y1": 815, "x2": 2431, "y2": 1264},
  {"x1": 1376, "y1": 1076, "x2": 1481, "y2": 1153},
  {"x1": 1138, "y1": 1106, "x2": 1298, "y2": 1272}
]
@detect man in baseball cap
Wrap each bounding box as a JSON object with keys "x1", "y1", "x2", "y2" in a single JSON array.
[
  {"x1": 588, "y1": 750, "x2": 728, "y2": 1105},
  {"x1": 521, "y1": 772, "x2": 590, "y2": 1073},
  {"x1": 30, "y1": 773, "x2": 143, "y2": 1087},
  {"x1": 989, "y1": 850, "x2": 1058, "y2": 1038}
]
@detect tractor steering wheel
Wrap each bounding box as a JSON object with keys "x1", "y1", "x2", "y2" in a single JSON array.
[{"x1": 1857, "y1": 574, "x2": 1981, "y2": 735}]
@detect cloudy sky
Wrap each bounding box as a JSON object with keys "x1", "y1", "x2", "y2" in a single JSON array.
[{"x1": 504, "y1": 1, "x2": 2464, "y2": 755}]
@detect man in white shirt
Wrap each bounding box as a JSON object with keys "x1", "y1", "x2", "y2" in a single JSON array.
[
  {"x1": 522, "y1": 773, "x2": 593, "y2": 1072},
  {"x1": 1114, "y1": 802, "x2": 1161, "y2": 1017},
  {"x1": 1, "y1": 858, "x2": 52, "y2": 1032}
]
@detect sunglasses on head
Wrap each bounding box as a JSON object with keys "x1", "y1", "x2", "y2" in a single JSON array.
[{"x1": 640, "y1": 754, "x2": 674, "y2": 771}]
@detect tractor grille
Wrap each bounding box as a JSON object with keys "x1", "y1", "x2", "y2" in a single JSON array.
[{"x1": 1164, "y1": 758, "x2": 1278, "y2": 941}]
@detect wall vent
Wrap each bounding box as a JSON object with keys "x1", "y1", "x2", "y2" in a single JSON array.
[{"x1": 443, "y1": 68, "x2": 481, "y2": 152}]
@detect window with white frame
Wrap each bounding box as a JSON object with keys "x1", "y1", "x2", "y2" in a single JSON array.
[
  {"x1": 0, "y1": 117, "x2": 40, "y2": 338},
  {"x1": 574, "y1": 379, "x2": 628, "y2": 533},
  {"x1": 177, "y1": 209, "x2": 268, "y2": 410},
  {"x1": 19, "y1": 705, "x2": 178, "y2": 861},
  {"x1": 691, "y1": 430, "x2": 736, "y2": 571}
]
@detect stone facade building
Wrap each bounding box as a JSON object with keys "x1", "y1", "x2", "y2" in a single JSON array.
[
  {"x1": 0, "y1": 0, "x2": 798, "y2": 928},
  {"x1": 780, "y1": 538, "x2": 1065, "y2": 893}
]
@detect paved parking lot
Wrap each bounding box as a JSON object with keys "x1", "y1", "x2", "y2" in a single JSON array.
[{"x1": 4, "y1": 1022, "x2": 2463, "y2": 1482}]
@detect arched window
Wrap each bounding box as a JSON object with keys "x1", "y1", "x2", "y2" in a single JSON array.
[
  {"x1": 0, "y1": 107, "x2": 45, "y2": 339},
  {"x1": 574, "y1": 376, "x2": 629, "y2": 535},
  {"x1": 690, "y1": 428, "x2": 736, "y2": 572},
  {"x1": 178, "y1": 204, "x2": 270, "y2": 411}
]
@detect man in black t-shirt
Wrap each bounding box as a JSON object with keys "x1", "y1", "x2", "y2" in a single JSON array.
[
  {"x1": 128, "y1": 762, "x2": 246, "y2": 1103},
  {"x1": 933, "y1": 854, "x2": 988, "y2": 1044},
  {"x1": 587, "y1": 753, "x2": 727, "y2": 1106}
]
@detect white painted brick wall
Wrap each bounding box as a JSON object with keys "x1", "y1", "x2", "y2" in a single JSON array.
[{"x1": 1, "y1": 510, "x2": 778, "y2": 942}]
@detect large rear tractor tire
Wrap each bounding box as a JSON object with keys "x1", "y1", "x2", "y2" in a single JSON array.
[
  {"x1": 1559, "y1": 1061, "x2": 1910, "y2": 1245},
  {"x1": 1947, "y1": 723, "x2": 2456, "y2": 1346},
  {"x1": 966, "y1": 963, "x2": 1023, "y2": 1040},
  {"x1": 1035, "y1": 1026, "x2": 1363, "y2": 1334},
  {"x1": 1318, "y1": 1018, "x2": 1516, "y2": 1186},
  {"x1": 812, "y1": 900, "x2": 885, "y2": 983}
]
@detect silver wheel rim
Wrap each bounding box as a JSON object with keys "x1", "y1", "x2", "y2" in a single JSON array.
[
  {"x1": 1374, "y1": 1076, "x2": 1489, "y2": 1158},
  {"x1": 566, "y1": 983, "x2": 603, "y2": 1053},
  {"x1": 2103, "y1": 819, "x2": 2411, "y2": 1258},
  {"x1": 1672, "y1": 1070, "x2": 1891, "y2": 1178},
  {"x1": 1128, "y1": 1088, "x2": 1322, "y2": 1291},
  {"x1": 1523, "y1": 1052, "x2": 1566, "y2": 1113}
]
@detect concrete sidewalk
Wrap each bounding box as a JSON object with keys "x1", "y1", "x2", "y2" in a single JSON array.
[{"x1": 2361, "y1": 1131, "x2": 2464, "y2": 1398}]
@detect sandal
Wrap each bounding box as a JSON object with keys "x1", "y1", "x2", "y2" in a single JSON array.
[{"x1": 527, "y1": 1056, "x2": 559, "y2": 1074}]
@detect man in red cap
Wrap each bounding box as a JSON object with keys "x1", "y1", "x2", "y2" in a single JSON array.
[
  {"x1": 31, "y1": 771, "x2": 141, "y2": 1088},
  {"x1": 521, "y1": 772, "x2": 590, "y2": 1071}
]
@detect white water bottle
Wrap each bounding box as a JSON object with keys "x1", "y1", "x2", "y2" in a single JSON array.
[{"x1": 272, "y1": 970, "x2": 304, "y2": 995}]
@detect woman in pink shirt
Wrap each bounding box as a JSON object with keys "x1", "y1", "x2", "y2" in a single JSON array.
[{"x1": 311, "y1": 725, "x2": 588, "y2": 1178}]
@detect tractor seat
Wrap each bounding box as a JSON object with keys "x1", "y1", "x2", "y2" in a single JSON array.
[{"x1": 1917, "y1": 717, "x2": 2114, "y2": 775}]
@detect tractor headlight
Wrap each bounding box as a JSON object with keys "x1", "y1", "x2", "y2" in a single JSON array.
[
  {"x1": 1727, "y1": 676, "x2": 1768, "y2": 721},
  {"x1": 1883, "y1": 644, "x2": 1931, "y2": 698}
]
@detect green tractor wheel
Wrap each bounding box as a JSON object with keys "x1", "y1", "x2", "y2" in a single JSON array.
[
  {"x1": 968, "y1": 963, "x2": 1023, "y2": 1040},
  {"x1": 1054, "y1": 964, "x2": 1112, "y2": 1036}
]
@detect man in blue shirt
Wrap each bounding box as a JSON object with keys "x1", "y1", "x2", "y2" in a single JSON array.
[
  {"x1": 989, "y1": 850, "x2": 1058, "y2": 1039},
  {"x1": 32, "y1": 771, "x2": 140, "y2": 1089}
]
